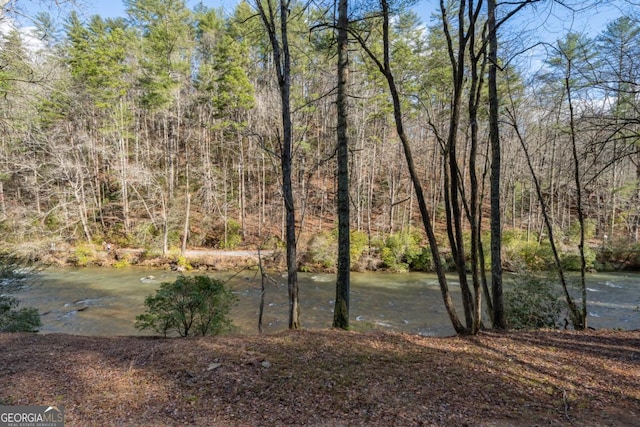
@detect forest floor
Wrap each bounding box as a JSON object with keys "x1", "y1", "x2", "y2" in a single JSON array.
[{"x1": 0, "y1": 329, "x2": 638, "y2": 426}]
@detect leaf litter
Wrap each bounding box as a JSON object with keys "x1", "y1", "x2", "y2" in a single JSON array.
[{"x1": 0, "y1": 329, "x2": 638, "y2": 426}]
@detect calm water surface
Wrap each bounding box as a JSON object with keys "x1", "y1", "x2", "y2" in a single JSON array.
[{"x1": 9, "y1": 267, "x2": 640, "y2": 336}]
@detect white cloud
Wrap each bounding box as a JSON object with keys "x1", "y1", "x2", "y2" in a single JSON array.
[{"x1": 0, "y1": 14, "x2": 46, "y2": 59}]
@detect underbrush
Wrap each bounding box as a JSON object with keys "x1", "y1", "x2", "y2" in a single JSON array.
[
  {"x1": 503, "y1": 273, "x2": 563, "y2": 330},
  {"x1": 2, "y1": 225, "x2": 638, "y2": 273}
]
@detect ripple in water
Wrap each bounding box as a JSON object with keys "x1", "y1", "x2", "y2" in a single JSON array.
[{"x1": 604, "y1": 281, "x2": 623, "y2": 288}]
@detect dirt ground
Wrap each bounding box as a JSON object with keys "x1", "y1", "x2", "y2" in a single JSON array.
[{"x1": 0, "y1": 329, "x2": 638, "y2": 426}]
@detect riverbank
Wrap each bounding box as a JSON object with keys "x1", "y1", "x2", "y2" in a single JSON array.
[
  {"x1": 11, "y1": 242, "x2": 284, "y2": 272},
  {"x1": 5, "y1": 236, "x2": 640, "y2": 274},
  {"x1": 1, "y1": 329, "x2": 638, "y2": 426}
]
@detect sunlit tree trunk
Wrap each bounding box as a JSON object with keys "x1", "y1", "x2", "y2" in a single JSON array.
[
  {"x1": 254, "y1": 0, "x2": 300, "y2": 329},
  {"x1": 441, "y1": 0, "x2": 475, "y2": 331},
  {"x1": 353, "y1": 0, "x2": 466, "y2": 334}
]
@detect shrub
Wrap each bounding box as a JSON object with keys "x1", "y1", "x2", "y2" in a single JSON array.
[
  {"x1": 504, "y1": 274, "x2": 563, "y2": 330},
  {"x1": 113, "y1": 259, "x2": 131, "y2": 269},
  {"x1": 407, "y1": 246, "x2": 433, "y2": 271},
  {"x1": 135, "y1": 275, "x2": 237, "y2": 337},
  {"x1": 0, "y1": 252, "x2": 41, "y2": 332},
  {"x1": 350, "y1": 230, "x2": 368, "y2": 267},
  {"x1": 502, "y1": 229, "x2": 527, "y2": 246},
  {"x1": 378, "y1": 229, "x2": 423, "y2": 272},
  {"x1": 380, "y1": 246, "x2": 403, "y2": 271},
  {"x1": 43, "y1": 211, "x2": 63, "y2": 232},
  {"x1": 595, "y1": 240, "x2": 640, "y2": 271},
  {"x1": 132, "y1": 222, "x2": 160, "y2": 248},
  {"x1": 304, "y1": 229, "x2": 370, "y2": 271},
  {"x1": 566, "y1": 219, "x2": 596, "y2": 245},
  {"x1": 70, "y1": 244, "x2": 97, "y2": 267},
  {"x1": 0, "y1": 295, "x2": 41, "y2": 332},
  {"x1": 305, "y1": 231, "x2": 336, "y2": 270},
  {"x1": 164, "y1": 249, "x2": 193, "y2": 271},
  {"x1": 221, "y1": 219, "x2": 243, "y2": 249},
  {"x1": 503, "y1": 236, "x2": 555, "y2": 271},
  {"x1": 560, "y1": 247, "x2": 596, "y2": 271}
]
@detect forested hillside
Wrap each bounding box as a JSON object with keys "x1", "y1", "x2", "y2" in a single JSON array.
[{"x1": 1, "y1": 0, "x2": 639, "y2": 272}]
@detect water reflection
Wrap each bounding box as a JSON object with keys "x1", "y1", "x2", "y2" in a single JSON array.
[{"x1": 9, "y1": 268, "x2": 640, "y2": 336}]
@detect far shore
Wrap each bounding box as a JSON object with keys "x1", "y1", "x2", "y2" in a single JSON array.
[
  {"x1": 5, "y1": 238, "x2": 640, "y2": 274},
  {"x1": 15, "y1": 243, "x2": 286, "y2": 272}
]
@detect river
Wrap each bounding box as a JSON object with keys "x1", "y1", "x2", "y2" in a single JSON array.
[{"x1": 7, "y1": 267, "x2": 640, "y2": 336}]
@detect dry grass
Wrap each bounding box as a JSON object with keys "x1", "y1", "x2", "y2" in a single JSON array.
[{"x1": 1, "y1": 329, "x2": 638, "y2": 426}]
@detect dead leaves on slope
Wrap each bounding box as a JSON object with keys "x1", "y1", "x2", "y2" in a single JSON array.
[{"x1": 0, "y1": 329, "x2": 638, "y2": 426}]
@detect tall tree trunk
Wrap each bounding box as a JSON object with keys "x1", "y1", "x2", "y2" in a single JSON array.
[
  {"x1": 442, "y1": 0, "x2": 474, "y2": 330},
  {"x1": 565, "y1": 71, "x2": 587, "y2": 330},
  {"x1": 354, "y1": 0, "x2": 466, "y2": 334},
  {"x1": 255, "y1": 0, "x2": 300, "y2": 329},
  {"x1": 333, "y1": 0, "x2": 350, "y2": 329},
  {"x1": 181, "y1": 192, "x2": 190, "y2": 255},
  {"x1": 238, "y1": 130, "x2": 246, "y2": 238},
  {"x1": 161, "y1": 192, "x2": 168, "y2": 255},
  {"x1": 74, "y1": 184, "x2": 92, "y2": 242},
  {"x1": 0, "y1": 180, "x2": 5, "y2": 217},
  {"x1": 636, "y1": 157, "x2": 640, "y2": 242},
  {"x1": 488, "y1": 0, "x2": 506, "y2": 329},
  {"x1": 118, "y1": 99, "x2": 130, "y2": 235},
  {"x1": 467, "y1": 0, "x2": 485, "y2": 334}
]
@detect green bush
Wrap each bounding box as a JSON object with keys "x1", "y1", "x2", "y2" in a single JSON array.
[
  {"x1": 380, "y1": 246, "x2": 403, "y2": 271},
  {"x1": 113, "y1": 259, "x2": 131, "y2": 269},
  {"x1": 0, "y1": 253, "x2": 41, "y2": 333},
  {"x1": 502, "y1": 229, "x2": 527, "y2": 246},
  {"x1": 560, "y1": 247, "x2": 596, "y2": 271},
  {"x1": 596, "y1": 240, "x2": 640, "y2": 271},
  {"x1": 70, "y1": 244, "x2": 97, "y2": 267},
  {"x1": 377, "y1": 230, "x2": 424, "y2": 272},
  {"x1": 221, "y1": 219, "x2": 243, "y2": 249},
  {"x1": 135, "y1": 275, "x2": 237, "y2": 337},
  {"x1": 566, "y1": 219, "x2": 596, "y2": 245},
  {"x1": 166, "y1": 250, "x2": 193, "y2": 271},
  {"x1": 504, "y1": 275, "x2": 563, "y2": 330},
  {"x1": 0, "y1": 295, "x2": 41, "y2": 332},
  {"x1": 407, "y1": 246, "x2": 433, "y2": 271},
  {"x1": 504, "y1": 236, "x2": 555, "y2": 271},
  {"x1": 350, "y1": 230, "x2": 368, "y2": 267},
  {"x1": 132, "y1": 222, "x2": 160, "y2": 248},
  {"x1": 43, "y1": 212, "x2": 63, "y2": 232},
  {"x1": 305, "y1": 231, "x2": 337, "y2": 270}
]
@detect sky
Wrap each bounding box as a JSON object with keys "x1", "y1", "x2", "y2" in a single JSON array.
[
  {"x1": 10, "y1": 0, "x2": 626, "y2": 38},
  {"x1": 2, "y1": 0, "x2": 237, "y2": 27},
  {"x1": 2, "y1": 0, "x2": 629, "y2": 67},
  {"x1": 51, "y1": 0, "x2": 437, "y2": 23},
  {"x1": 84, "y1": 0, "x2": 232, "y2": 18}
]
